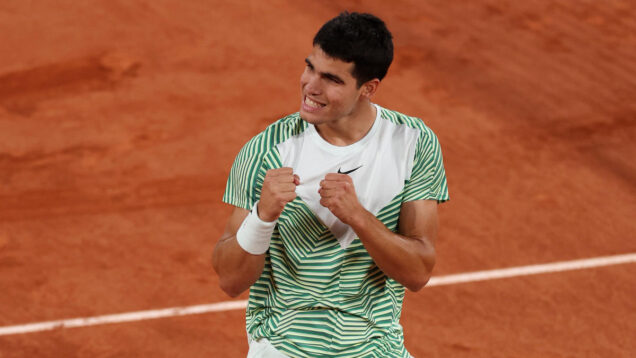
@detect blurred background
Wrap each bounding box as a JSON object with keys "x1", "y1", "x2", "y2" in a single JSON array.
[{"x1": 0, "y1": 1, "x2": 635, "y2": 357}]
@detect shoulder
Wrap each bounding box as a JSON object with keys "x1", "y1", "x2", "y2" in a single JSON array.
[
  {"x1": 224, "y1": 113, "x2": 306, "y2": 209},
  {"x1": 239, "y1": 112, "x2": 307, "y2": 155},
  {"x1": 378, "y1": 106, "x2": 438, "y2": 144}
]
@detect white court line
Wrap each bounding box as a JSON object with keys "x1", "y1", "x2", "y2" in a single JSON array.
[
  {"x1": 427, "y1": 253, "x2": 636, "y2": 286},
  {"x1": 0, "y1": 300, "x2": 249, "y2": 337},
  {"x1": 1, "y1": 253, "x2": 634, "y2": 337}
]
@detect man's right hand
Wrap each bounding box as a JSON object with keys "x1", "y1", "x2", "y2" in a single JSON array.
[{"x1": 257, "y1": 167, "x2": 300, "y2": 222}]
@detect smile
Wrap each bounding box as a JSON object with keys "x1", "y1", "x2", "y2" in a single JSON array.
[{"x1": 303, "y1": 96, "x2": 326, "y2": 111}]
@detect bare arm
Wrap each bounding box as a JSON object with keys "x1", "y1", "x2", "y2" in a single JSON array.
[
  {"x1": 212, "y1": 168, "x2": 299, "y2": 297},
  {"x1": 348, "y1": 200, "x2": 437, "y2": 291},
  {"x1": 319, "y1": 174, "x2": 438, "y2": 291},
  {"x1": 212, "y1": 207, "x2": 264, "y2": 297}
]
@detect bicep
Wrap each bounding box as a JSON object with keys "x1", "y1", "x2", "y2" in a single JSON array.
[{"x1": 397, "y1": 200, "x2": 439, "y2": 246}]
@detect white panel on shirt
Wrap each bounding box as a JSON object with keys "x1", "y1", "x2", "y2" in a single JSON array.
[{"x1": 276, "y1": 105, "x2": 421, "y2": 249}]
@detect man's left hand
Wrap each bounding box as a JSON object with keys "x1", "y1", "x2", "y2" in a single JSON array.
[{"x1": 318, "y1": 173, "x2": 365, "y2": 225}]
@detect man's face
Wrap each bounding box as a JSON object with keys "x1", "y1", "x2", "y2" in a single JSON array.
[{"x1": 299, "y1": 46, "x2": 365, "y2": 125}]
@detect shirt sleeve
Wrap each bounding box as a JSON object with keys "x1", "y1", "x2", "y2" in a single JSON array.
[
  {"x1": 402, "y1": 126, "x2": 449, "y2": 203},
  {"x1": 222, "y1": 135, "x2": 267, "y2": 210}
]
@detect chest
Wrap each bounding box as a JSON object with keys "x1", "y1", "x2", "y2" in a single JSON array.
[{"x1": 276, "y1": 119, "x2": 420, "y2": 248}]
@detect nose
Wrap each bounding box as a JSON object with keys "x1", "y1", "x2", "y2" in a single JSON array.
[{"x1": 301, "y1": 71, "x2": 321, "y2": 95}]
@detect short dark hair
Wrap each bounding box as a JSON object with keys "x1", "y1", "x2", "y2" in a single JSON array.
[{"x1": 313, "y1": 12, "x2": 393, "y2": 87}]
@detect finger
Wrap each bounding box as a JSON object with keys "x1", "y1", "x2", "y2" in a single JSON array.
[
  {"x1": 318, "y1": 187, "x2": 340, "y2": 198},
  {"x1": 267, "y1": 173, "x2": 296, "y2": 183},
  {"x1": 293, "y1": 174, "x2": 300, "y2": 186},
  {"x1": 268, "y1": 167, "x2": 294, "y2": 177},
  {"x1": 324, "y1": 173, "x2": 351, "y2": 182},
  {"x1": 274, "y1": 183, "x2": 298, "y2": 192},
  {"x1": 320, "y1": 180, "x2": 346, "y2": 190}
]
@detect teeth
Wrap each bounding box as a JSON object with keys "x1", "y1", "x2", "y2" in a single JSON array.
[{"x1": 305, "y1": 97, "x2": 323, "y2": 108}]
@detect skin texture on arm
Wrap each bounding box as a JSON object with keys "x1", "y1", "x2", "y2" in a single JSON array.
[
  {"x1": 212, "y1": 207, "x2": 264, "y2": 298},
  {"x1": 212, "y1": 168, "x2": 299, "y2": 297},
  {"x1": 319, "y1": 173, "x2": 438, "y2": 292},
  {"x1": 352, "y1": 199, "x2": 438, "y2": 292}
]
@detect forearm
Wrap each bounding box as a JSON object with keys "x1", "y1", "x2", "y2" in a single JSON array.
[
  {"x1": 213, "y1": 168, "x2": 298, "y2": 297},
  {"x1": 212, "y1": 236, "x2": 265, "y2": 297},
  {"x1": 213, "y1": 200, "x2": 281, "y2": 297},
  {"x1": 349, "y1": 209, "x2": 436, "y2": 292}
]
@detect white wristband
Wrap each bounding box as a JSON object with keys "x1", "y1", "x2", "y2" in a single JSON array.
[{"x1": 236, "y1": 201, "x2": 277, "y2": 255}]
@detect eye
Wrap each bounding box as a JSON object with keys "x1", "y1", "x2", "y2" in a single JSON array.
[
  {"x1": 324, "y1": 75, "x2": 343, "y2": 85},
  {"x1": 304, "y1": 59, "x2": 314, "y2": 72}
]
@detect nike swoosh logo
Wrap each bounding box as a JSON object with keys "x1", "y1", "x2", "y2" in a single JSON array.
[{"x1": 337, "y1": 165, "x2": 363, "y2": 175}]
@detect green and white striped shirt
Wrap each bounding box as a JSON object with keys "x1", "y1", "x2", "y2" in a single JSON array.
[{"x1": 223, "y1": 105, "x2": 448, "y2": 357}]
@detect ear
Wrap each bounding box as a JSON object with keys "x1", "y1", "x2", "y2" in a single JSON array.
[{"x1": 360, "y1": 79, "x2": 380, "y2": 99}]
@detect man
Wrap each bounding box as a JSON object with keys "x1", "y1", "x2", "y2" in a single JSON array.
[{"x1": 213, "y1": 12, "x2": 448, "y2": 358}]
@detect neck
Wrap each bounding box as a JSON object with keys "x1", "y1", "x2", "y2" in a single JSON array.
[{"x1": 315, "y1": 101, "x2": 377, "y2": 146}]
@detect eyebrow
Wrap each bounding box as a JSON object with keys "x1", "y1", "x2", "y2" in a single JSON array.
[{"x1": 305, "y1": 58, "x2": 345, "y2": 84}]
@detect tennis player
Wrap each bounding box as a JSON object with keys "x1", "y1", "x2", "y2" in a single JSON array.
[{"x1": 213, "y1": 11, "x2": 449, "y2": 357}]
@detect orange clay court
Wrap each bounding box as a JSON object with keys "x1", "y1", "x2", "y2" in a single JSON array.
[{"x1": 0, "y1": 1, "x2": 635, "y2": 357}]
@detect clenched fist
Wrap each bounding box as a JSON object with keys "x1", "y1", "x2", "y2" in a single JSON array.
[
  {"x1": 318, "y1": 173, "x2": 364, "y2": 225},
  {"x1": 258, "y1": 167, "x2": 300, "y2": 222}
]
